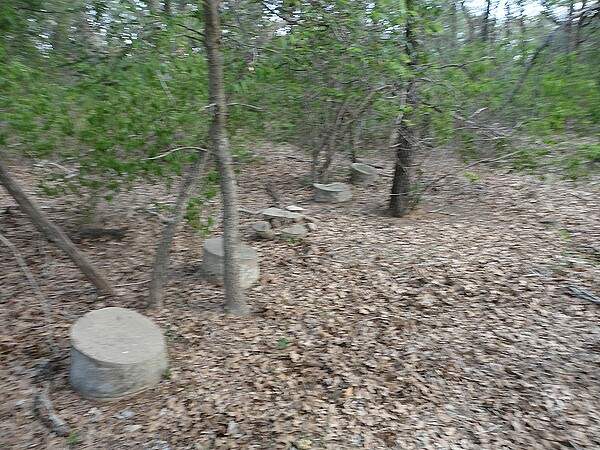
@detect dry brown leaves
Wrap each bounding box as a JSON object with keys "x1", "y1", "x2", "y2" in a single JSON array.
[{"x1": 1, "y1": 144, "x2": 599, "y2": 449}]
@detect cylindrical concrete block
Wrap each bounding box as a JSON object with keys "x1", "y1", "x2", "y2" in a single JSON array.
[
  {"x1": 202, "y1": 237, "x2": 259, "y2": 288},
  {"x1": 313, "y1": 182, "x2": 353, "y2": 203},
  {"x1": 350, "y1": 163, "x2": 379, "y2": 186},
  {"x1": 70, "y1": 307, "x2": 168, "y2": 400}
]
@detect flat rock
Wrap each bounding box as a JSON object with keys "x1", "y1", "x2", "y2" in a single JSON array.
[
  {"x1": 251, "y1": 221, "x2": 275, "y2": 239},
  {"x1": 280, "y1": 224, "x2": 309, "y2": 239},
  {"x1": 313, "y1": 182, "x2": 353, "y2": 203},
  {"x1": 202, "y1": 237, "x2": 260, "y2": 288},
  {"x1": 70, "y1": 307, "x2": 168, "y2": 400},
  {"x1": 261, "y1": 207, "x2": 304, "y2": 223}
]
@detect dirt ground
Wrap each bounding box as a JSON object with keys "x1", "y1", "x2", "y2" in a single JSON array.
[{"x1": 1, "y1": 144, "x2": 599, "y2": 449}]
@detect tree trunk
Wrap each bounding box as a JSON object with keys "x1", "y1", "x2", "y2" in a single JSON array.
[
  {"x1": 389, "y1": 0, "x2": 418, "y2": 218},
  {"x1": 203, "y1": 0, "x2": 249, "y2": 315},
  {"x1": 449, "y1": 0, "x2": 458, "y2": 48},
  {"x1": 148, "y1": 154, "x2": 207, "y2": 308},
  {"x1": 389, "y1": 118, "x2": 414, "y2": 217},
  {"x1": 574, "y1": 0, "x2": 588, "y2": 51},
  {"x1": 482, "y1": 0, "x2": 492, "y2": 42},
  {"x1": 566, "y1": 0, "x2": 575, "y2": 52},
  {"x1": 0, "y1": 162, "x2": 116, "y2": 296}
]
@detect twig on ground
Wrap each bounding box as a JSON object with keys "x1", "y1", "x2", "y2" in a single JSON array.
[
  {"x1": 565, "y1": 285, "x2": 600, "y2": 305},
  {"x1": 33, "y1": 386, "x2": 70, "y2": 437},
  {"x1": 144, "y1": 146, "x2": 208, "y2": 161}
]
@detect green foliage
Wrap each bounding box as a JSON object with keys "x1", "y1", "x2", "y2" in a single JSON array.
[
  {"x1": 463, "y1": 171, "x2": 480, "y2": 183},
  {"x1": 277, "y1": 337, "x2": 290, "y2": 350},
  {"x1": 66, "y1": 431, "x2": 81, "y2": 446}
]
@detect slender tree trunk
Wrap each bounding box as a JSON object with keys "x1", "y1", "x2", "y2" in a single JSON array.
[
  {"x1": 203, "y1": 0, "x2": 249, "y2": 315},
  {"x1": 149, "y1": 154, "x2": 207, "y2": 308},
  {"x1": 516, "y1": 0, "x2": 527, "y2": 61},
  {"x1": 574, "y1": 0, "x2": 588, "y2": 51},
  {"x1": 0, "y1": 162, "x2": 115, "y2": 296},
  {"x1": 389, "y1": 0, "x2": 418, "y2": 217},
  {"x1": 566, "y1": 0, "x2": 575, "y2": 52},
  {"x1": 449, "y1": 0, "x2": 458, "y2": 49},
  {"x1": 482, "y1": 0, "x2": 492, "y2": 42},
  {"x1": 460, "y1": 0, "x2": 475, "y2": 42}
]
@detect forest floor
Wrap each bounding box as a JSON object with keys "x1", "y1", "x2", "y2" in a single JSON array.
[{"x1": 1, "y1": 143, "x2": 599, "y2": 449}]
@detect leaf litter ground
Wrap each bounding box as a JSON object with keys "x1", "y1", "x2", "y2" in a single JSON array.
[{"x1": 0, "y1": 145, "x2": 599, "y2": 449}]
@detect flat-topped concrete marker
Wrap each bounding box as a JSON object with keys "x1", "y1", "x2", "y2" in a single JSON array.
[
  {"x1": 313, "y1": 182, "x2": 353, "y2": 203},
  {"x1": 70, "y1": 307, "x2": 168, "y2": 400},
  {"x1": 202, "y1": 237, "x2": 259, "y2": 288},
  {"x1": 350, "y1": 163, "x2": 379, "y2": 186}
]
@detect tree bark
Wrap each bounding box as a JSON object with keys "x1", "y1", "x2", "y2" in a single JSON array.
[
  {"x1": 0, "y1": 162, "x2": 116, "y2": 296},
  {"x1": 148, "y1": 154, "x2": 207, "y2": 308},
  {"x1": 481, "y1": 0, "x2": 492, "y2": 42},
  {"x1": 203, "y1": 0, "x2": 249, "y2": 315},
  {"x1": 389, "y1": 0, "x2": 418, "y2": 218}
]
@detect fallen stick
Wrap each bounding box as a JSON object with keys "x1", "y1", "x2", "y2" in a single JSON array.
[
  {"x1": 0, "y1": 162, "x2": 116, "y2": 296},
  {"x1": 34, "y1": 385, "x2": 70, "y2": 437},
  {"x1": 566, "y1": 285, "x2": 600, "y2": 305}
]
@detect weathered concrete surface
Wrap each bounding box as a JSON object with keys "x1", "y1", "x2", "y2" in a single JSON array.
[
  {"x1": 313, "y1": 182, "x2": 353, "y2": 203},
  {"x1": 70, "y1": 307, "x2": 168, "y2": 400},
  {"x1": 350, "y1": 163, "x2": 379, "y2": 186},
  {"x1": 202, "y1": 237, "x2": 260, "y2": 288},
  {"x1": 280, "y1": 224, "x2": 309, "y2": 239}
]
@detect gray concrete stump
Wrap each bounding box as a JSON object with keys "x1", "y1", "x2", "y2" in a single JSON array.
[
  {"x1": 313, "y1": 182, "x2": 353, "y2": 203},
  {"x1": 350, "y1": 163, "x2": 379, "y2": 186},
  {"x1": 70, "y1": 307, "x2": 168, "y2": 400},
  {"x1": 202, "y1": 237, "x2": 259, "y2": 288}
]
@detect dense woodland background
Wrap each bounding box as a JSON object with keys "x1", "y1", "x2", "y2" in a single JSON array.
[
  {"x1": 1, "y1": 0, "x2": 600, "y2": 448},
  {"x1": 2, "y1": 0, "x2": 598, "y2": 204}
]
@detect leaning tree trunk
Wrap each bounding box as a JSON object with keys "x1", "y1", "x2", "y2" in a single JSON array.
[
  {"x1": 148, "y1": 153, "x2": 207, "y2": 308},
  {"x1": 203, "y1": 0, "x2": 249, "y2": 315},
  {"x1": 0, "y1": 162, "x2": 115, "y2": 296}
]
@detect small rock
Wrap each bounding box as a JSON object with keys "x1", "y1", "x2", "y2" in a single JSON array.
[
  {"x1": 295, "y1": 438, "x2": 312, "y2": 449},
  {"x1": 226, "y1": 420, "x2": 240, "y2": 436},
  {"x1": 251, "y1": 221, "x2": 275, "y2": 239},
  {"x1": 285, "y1": 205, "x2": 305, "y2": 212},
  {"x1": 144, "y1": 441, "x2": 171, "y2": 450},
  {"x1": 125, "y1": 424, "x2": 142, "y2": 433},
  {"x1": 115, "y1": 409, "x2": 135, "y2": 420},
  {"x1": 306, "y1": 222, "x2": 318, "y2": 232},
  {"x1": 88, "y1": 407, "x2": 102, "y2": 422},
  {"x1": 280, "y1": 224, "x2": 308, "y2": 239}
]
